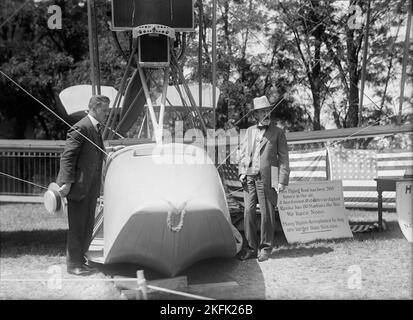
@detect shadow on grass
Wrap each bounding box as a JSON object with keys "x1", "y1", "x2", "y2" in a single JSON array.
[
  {"x1": 92, "y1": 255, "x2": 266, "y2": 299},
  {"x1": 0, "y1": 229, "x2": 66, "y2": 257},
  {"x1": 271, "y1": 246, "x2": 334, "y2": 259}
]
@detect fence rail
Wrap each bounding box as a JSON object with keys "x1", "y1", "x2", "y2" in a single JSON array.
[{"x1": 0, "y1": 150, "x2": 61, "y2": 196}]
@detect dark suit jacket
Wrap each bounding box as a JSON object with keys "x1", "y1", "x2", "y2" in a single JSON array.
[
  {"x1": 238, "y1": 122, "x2": 290, "y2": 205},
  {"x1": 57, "y1": 116, "x2": 104, "y2": 201}
]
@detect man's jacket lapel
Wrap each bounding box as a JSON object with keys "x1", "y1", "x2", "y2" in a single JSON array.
[{"x1": 259, "y1": 124, "x2": 272, "y2": 152}]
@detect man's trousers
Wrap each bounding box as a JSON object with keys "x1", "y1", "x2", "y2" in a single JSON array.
[
  {"x1": 66, "y1": 192, "x2": 98, "y2": 268},
  {"x1": 242, "y1": 174, "x2": 277, "y2": 252}
]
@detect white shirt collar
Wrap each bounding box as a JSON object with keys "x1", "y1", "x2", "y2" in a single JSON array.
[{"x1": 87, "y1": 114, "x2": 100, "y2": 130}]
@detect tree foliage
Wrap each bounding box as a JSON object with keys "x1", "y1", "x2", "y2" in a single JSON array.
[{"x1": 0, "y1": 0, "x2": 410, "y2": 139}]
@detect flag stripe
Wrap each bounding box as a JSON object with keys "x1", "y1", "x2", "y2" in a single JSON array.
[
  {"x1": 290, "y1": 177, "x2": 327, "y2": 181},
  {"x1": 377, "y1": 160, "x2": 413, "y2": 167},
  {"x1": 377, "y1": 152, "x2": 413, "y2": 158},
  {"x1": 289, "y1": 150, "x2": 327, "y2": 158},
  {"x1": 342, "y1": 180, "x2": 376, "y2": 187},
  {"x1": 290, "y1": 160, "x2": 327, "y2": 167},
  {"x1": 289, "y1": 167, "x2": 326, "y2": 171},
  {"x1": 290, "y1": 171, "x2": 327, "y2": 177},
  {"x1": 378, "y1": 170, "x2": 408, "y2": 177},
  {"x1": 345, "y1": 202, "x2": 395, "y2": 209},
  {"x1": 378, "y1": 166, "x2": 412, "y2": 172},
  {"x1": 343, "y1": 186, "x2": 377, "y2": 191}
]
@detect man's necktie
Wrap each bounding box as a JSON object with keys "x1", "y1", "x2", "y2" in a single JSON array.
[
  {"x1": 257, "y1": 124, "x2": 268, "y2": 130},
  {"x1": 96, "y1": 123, "x2": 102, "y2": 135}
]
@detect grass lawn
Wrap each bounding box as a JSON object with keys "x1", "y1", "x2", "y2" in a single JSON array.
[
  {"x1": 0, "y1": 203, "x2": 412, "y2": 300},
  {"x1": 0, "y1": 203, "x2": 119, "y2": 300}
]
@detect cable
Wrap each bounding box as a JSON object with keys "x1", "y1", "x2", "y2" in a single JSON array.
[
  {"x1": 0, "y1": 70, "x2": 110, "y2": 158},
  {"x1": 0, "y1": 171, "x2": 47, "y2": 191}
]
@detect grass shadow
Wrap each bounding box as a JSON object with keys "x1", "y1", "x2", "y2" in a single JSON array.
[
  {"x1": 94, "y1": 262, "x2": 166, "y2": 280},
  {"x1": 185, "y1": 257, "x2": 266, "y2": 299},
  {"x1": 270, "y1": 246, "x2": 334, "y2": 259},
  {"x1": 90, "y1": 256, "x2": 266, "y2": 300},
  {"x1": 0, "y1": 229, "x2": 66, "y2": 257}
]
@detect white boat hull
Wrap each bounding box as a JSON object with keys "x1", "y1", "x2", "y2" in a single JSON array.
[{"x1": 102, "y1": 143, "x2": 239, "y2": 276}]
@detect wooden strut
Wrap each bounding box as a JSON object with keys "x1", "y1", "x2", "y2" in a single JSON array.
[
  {"x1": 134, "y1": 40, "x2": 210, "y2": 144},
  {"x1": 114, "y1": 83, "x2": 145, "y2": 133},
  {"x1": 169, "y1": 69, "x2": 197, "y2": 130},
  {"x1": 102, "y1": 44, "x2": 137, "y2": 140},
  {"x1": 170, "y1": 53, "x2": 208, "y2": 135},
  {"x1": 137, "y1": 66, "x2": 162, "y2": 144},
  {"x1": 136, "y1": 111, "x2": 147, "y2": 139}
]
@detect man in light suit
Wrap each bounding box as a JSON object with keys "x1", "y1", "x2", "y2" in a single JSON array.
[
  {"x1": 57, "y1": 95, "x2": 110, "y2": 275},
  {"x1": 238, "y1": 96, "x2": 290, "y2": 262}
]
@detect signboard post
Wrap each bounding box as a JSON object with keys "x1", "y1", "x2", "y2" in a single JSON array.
[
  {"x1": 396, "y1": 180, "x2": 413, "y2": 242},
  {"x1": 278, "y1": 180, "x2": 353, "y2": 243}
]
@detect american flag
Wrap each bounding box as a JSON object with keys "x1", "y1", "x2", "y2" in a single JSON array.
[
  {"x1": 328, "y1": 148, "x2": 413, "y2": 209},
  {"x1": 328, "y1": 148, "x2": 377, "y2": 180},
  {"x1": 376, "y1": 149, "x2": 413, "y2": 209},
  {"x1": 377, "y1": 150, "x2": 413, "y2": 179},
  {"x1": 289, "y1": 149, "x2": 327, "y2": 183},
  {"x1": 328, "y1": 147, "x2": 378, "y2": 209}
]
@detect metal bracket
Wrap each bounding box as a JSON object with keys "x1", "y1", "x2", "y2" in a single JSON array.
[{"x1": 132, "y1": 24, "x2": 175, "y2": 39}]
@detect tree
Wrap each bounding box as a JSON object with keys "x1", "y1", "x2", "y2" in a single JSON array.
[
  {"x1": 1, "y1": 0, "x2": 409, "y2": 139},
  {"x1": 321, "y1": 0, "x2": 407, "y2": 128},
  {"x1": 276, "y1": 0, "x2": 337, "y2": 130},
  {"x1": 183, "y1": 0, "x2": 307, "y2": 131},
  {"x1": 0, "y1": 0, "x2": 124, "y2": 139}
]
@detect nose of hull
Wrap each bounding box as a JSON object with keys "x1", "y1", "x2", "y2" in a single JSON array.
[{"x1": 104, "y1": 205, "x2": 237, "y2": 276}]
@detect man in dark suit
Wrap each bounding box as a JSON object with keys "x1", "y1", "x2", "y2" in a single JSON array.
[
  {"x1": 238, "y1": 96, "x2": 290, "y2": 262},
  {"x1": 57, "y1": 95, "x2": 110, "y2": 275}
]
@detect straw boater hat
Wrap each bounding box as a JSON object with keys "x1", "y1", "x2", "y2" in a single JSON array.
[
  {"x1": 43, "y1": 182, "x2": 67, "y2": 215},
  {"x1": 252, "y1": 96, "x2": 273, "y2": 111}
]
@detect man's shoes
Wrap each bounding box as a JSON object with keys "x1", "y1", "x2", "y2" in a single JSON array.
[
  {"x1": 83, "y1": 264, "x2": 99, "y2": 273},
  {"x1": 239, "y1": 249, "x2": 258, "y2": 261},
  {"x1": 67, "y1": 265, "x2": 93, "y2": 276},
  {"x1": 257, "y1": 250, "x2": 270, "y2": 262}
]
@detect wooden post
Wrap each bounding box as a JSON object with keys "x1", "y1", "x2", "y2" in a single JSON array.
[
  {"x1": 91, "y1": 0, "x2": 101, "y2": 95},
  {"x1": 87, "y1": 0, "x2": 96, "y2": 96},
  {"x1": 399, "y1": 0, "x2": 412, "y2": 123},
  {"x1": 212, "y1": 0, "x2": 217, "y2": 130},
  {"x1": 158, "y1": 68, "x2": 170, "y2": 141},
  {"x1": 137, "y1": 270, "x2": 148, "y2": 300},
  {"x1": 198, "y1": 0, "x2": 203, "y2": 112},
  {"x1": 358, "y1": 0, "x2": 371, "y2": 127}
]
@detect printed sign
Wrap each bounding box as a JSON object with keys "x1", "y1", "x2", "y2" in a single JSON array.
[
  {"x1": 396, "y1": 181, "x2": 413, "y2": 242},
  {"x1": 278, "y1": 180, "x2": 353, "y2": 243}
]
